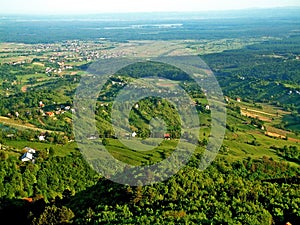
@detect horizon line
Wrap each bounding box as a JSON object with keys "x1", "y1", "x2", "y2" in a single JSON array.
[{"x1": 0, "y1": 6, "x2": 299, "y2": 16}]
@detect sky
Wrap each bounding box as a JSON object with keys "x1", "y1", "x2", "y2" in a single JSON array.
[{"x1": 0, "y1": 0, "x2": 300, "y2": 14}]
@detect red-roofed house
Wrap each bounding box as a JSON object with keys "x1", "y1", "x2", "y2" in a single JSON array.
[{"x1": 164, "y1": 133, "x2": 171, "y2": 140}]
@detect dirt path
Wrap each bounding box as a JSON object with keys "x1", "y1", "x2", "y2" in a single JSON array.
[
  {"x1": 38, "y1": 117, "x2": 46, "y2": 127},
  {"x1": 288, "y1": 137, "x2": 300, "y2": 143},
  {"x1": 241, "y1": 110, "x2": 272, "y2": 122},
  {"x1": 240, "y1": 107, "x2": 278, "y2": 117},
  {"x1": 0, "y1": 116, "x2": 62, "y2": 134}
]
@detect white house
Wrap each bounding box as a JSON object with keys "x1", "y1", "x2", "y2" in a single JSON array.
[
  {"x1": 132, "y1": 132, "x2": 137, "y2": 138},
  {"x1": 21, "y1": 147, "x2": 36, "y2": 162},
  {"x1": 38, "y1": 135, "x2": 46, "y2": 141},
  {"x1": 21, "y1": 152, "x2": 34, "y2": 162}
]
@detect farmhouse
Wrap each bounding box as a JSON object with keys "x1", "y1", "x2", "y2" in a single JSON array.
[
  {"x1": 21, "y1": 147, "x2": 36, "y2": 162},
  {"x1": 38, "y1": 134, "x2": 46, "y2": 141},
  {"x1": 39, "y1": 101, "x2": 45, "y2": 108},
  {"x1": 21, "y1": 152, "x2": 34, "y2": 162},
  {"x1": 46, "y1": 112, "x2": 54, "y2": 117},
  {"x1": 164, "y1": 133, "x2": 171, "y2": 140}
]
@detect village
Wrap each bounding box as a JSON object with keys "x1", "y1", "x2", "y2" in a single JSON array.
[{"x1": 0, "y1": 39, "x2": 143, "y2": 85}]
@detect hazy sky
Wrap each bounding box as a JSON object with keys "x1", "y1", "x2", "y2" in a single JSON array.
[{"x1": 1, "y1": 0, "x2": 300, "y2": 14}]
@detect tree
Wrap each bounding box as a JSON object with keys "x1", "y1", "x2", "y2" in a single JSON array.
[{"x1": 32, "y1": 205, "x2": 74, "y2": 225}]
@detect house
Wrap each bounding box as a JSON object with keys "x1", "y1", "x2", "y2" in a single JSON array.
[
  {"x1": 39, "y1": 101, "x2": 45, "y2": 108},
  {"x1": 38, "y1": 134, "x2": 46, "y2": 141},
  {"x1": 164, "y1": 133, "x2": 171, "y2": 140},
  {"x1": 205, "y1": 105, "x2": 210, "y2": 110},
  {"x1": 21, "y1": 152, "x2": 34, "y2": 162},
  {"x1": 131, "y1": 132, "x2": 137, "y2": 138},
  {"x1": 21, "y1": 147, "x2": 36, "y2": 162},
  {"x1": 237, "y1": 98, "x2": 241, "y2": 102},
  {"x1": 46, "y1": 112, "x2": 54, "y2": 117}
]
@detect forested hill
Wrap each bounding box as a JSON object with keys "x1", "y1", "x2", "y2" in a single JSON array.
[
  {"x1": 115, "y1": 61, "x2": 191, "y2": 81},
  {"x1": 203, "y1": 35, "x2": 300, "y2": 112}
]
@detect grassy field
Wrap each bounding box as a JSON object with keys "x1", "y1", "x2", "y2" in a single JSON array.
[
  {"x1": 106, "y1": 138, "x2": 179, "y2": 166},
  {"x1": 0, "y1": 116, "x2": 65, "y2": 134},
  {"x1": 4, "y1": 140, "x2": 78, "y2": 157}
]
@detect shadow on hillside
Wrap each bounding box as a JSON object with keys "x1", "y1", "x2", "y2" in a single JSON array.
[
  {"x1": 0, "y1": 197, "x2": 46, "y2": 225},
  {"x1": 0, "y1": 178, "x2": 132, "y2": 225}
]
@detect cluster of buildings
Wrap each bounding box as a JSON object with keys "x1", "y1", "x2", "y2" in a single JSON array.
[
  {"x1": 39, "y1": 101, "x2": 75, "y2": 117},
  {"x1": 4, "y1": 40, "x2": 130, "y2": 78},
  {"x1": 36, "y1": 40, "x2": 124, "y2": 67}
]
